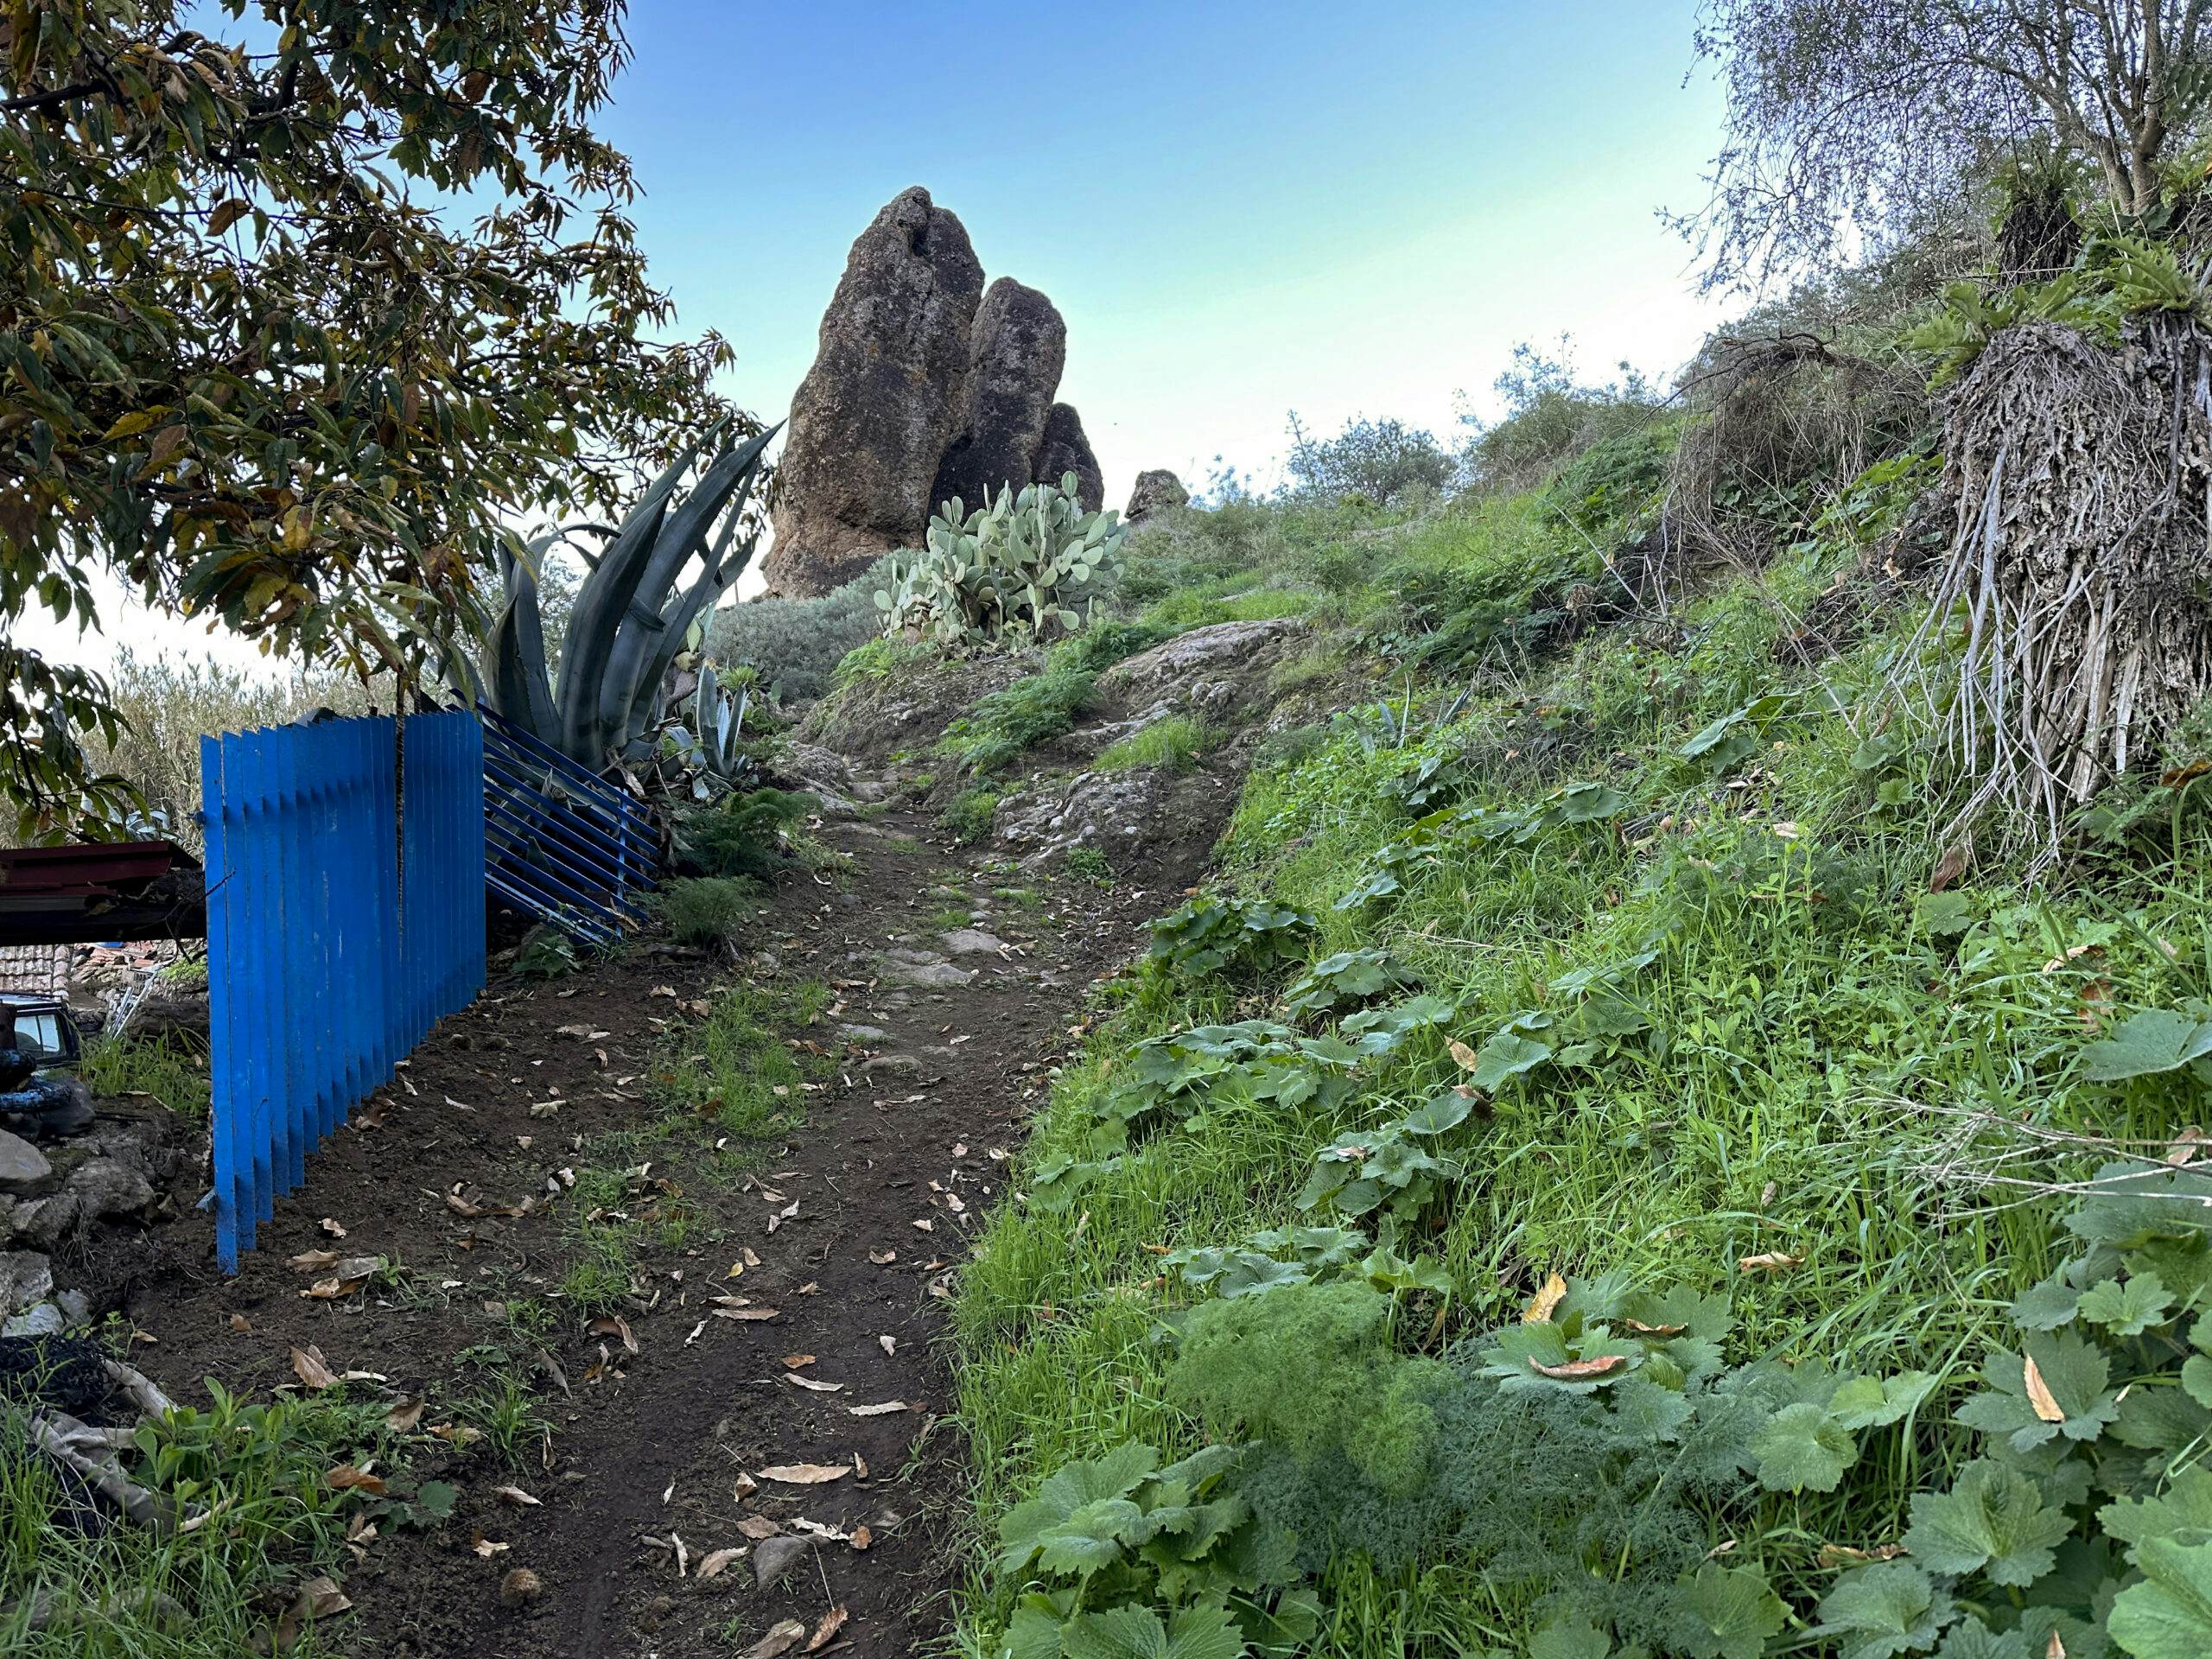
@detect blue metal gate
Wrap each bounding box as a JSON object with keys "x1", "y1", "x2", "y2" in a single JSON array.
[
  {"x1": 200, "y1": 709, "x2": 486, "y2": 1269},
  {"x1": 478, "y1": 702, "x2": 653, "y2": 948}
]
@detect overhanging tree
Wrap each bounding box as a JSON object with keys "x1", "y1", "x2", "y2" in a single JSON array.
[
  {"x1": 1688, "y1": 1, "x2": 2212, "y2": 289},
  {"x1": 0, "y1": 0, "x2": 744, "y2": 836}
]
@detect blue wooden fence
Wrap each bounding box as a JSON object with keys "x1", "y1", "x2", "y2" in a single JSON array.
[{"x1": 200, "y1": 709, "x2": 486, "y2": 1269}]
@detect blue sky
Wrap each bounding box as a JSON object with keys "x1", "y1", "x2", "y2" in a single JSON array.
[
  {"x1": 613, "y1": 0, "x2": 1736, "y2": 509},
  {"x1": 30, "y1": 0, "x2": 1738, "y2": 668}
]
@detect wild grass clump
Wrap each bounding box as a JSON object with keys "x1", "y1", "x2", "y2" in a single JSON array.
[
  {"x1": 939, "y1": 665, "x2": 1096, "y2": 775},
  {"x1": 677, "y1": 785, "x2": 814, "y2": 879},
  {"x1": 656, "y1": 876, "x2": 755, "y2": 948},
  {"x1": 79, "y1": 1032, "x2": 209, "y2": 1118},
  {"x1": 1095, "y1": 715, "x2": 1205, "y2": 773}
]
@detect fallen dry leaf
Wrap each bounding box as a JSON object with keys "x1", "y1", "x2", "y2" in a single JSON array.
[
  {"x1": 1737, "y1": 1251, "x2": 1803, "y2": 1274},
  {"x1": 228, "y1": 1313, "x2": 251, "y2": 1334},
  {"x1": 2023, "y1": 1351, "x2": 2066, "y2": 1424},
  {"x1": 2168, "y1": 1126, "x2": 2209, "y2": 1167},
  {"x1": 588, "y1": 1315, "x2": 639, "y2": 1354},
  {"x1": 493, "y1": 1484, "x2": 542, "y2": 1508},
  {"x1": 745, "y1": 1620, "x2": 809, "y2": 1659},
  {"x1": 386, "y1": 1398, "x2": 425, "y2": 1433},
  {"x1": 878, "y1": 1334, "x2": 897, "y2": 1357},
  {"x1": 758, "y1": 1463, "x2": 850, "y2": 1485},
  {"x1": 1447, "y1": 1037, "x2": 1481, "y2": 1071},
  {"x1": 912, "y1": 1217, "x2": 934, "y2": 1232},
  {"x1": 781, "y1": 1354, "x2": 817, "y2": 1370},
  {"x1": 852, "y1": 1451, "x2": 868, "y2": 1479},
  {"x1": 296, "y1": 1575, "x2": 351, "y2": 1618},
  {"x1": 850, "y1": 1524, "x2": 873, "y2": 1551},
  {"x1": 868, "y1": 1249, "x2": 896, "y2": 1265},
  {"x1": 737, "y1": 1514, "x2": 781, "y2": 1541},
  {"x1": 696, "y1": 1546, "x2": 745, "y2": 1580},
  {"x1": 290, "y1": 1346, "x2": 338, "y2": 1390},
  {"x1": 429, "y1": 1422, "x2": 485, "y2": 1448},
  {"x1": 785, "y1": 1374, "x2": 844, "y2": 1394},
  {"x1": 326, "y1": 1464, "x2": 385, "y2": 1494},
  {"x1": 807, "y1": 1606, "x2": 849, "y2": 1652},
  {"x1": 471, "y1": 1535, "x2": 509, "y2": 1558},
  {"x1": 848, "y1": 1401, "x2": 912, "y2": 1417},
  {"x1": 1528, "y1": 1353, "x2": 1629, "y2": 1381},
  {"x1": 288, "y1": 1249, "x2": 342, "y2": 1272},
  {"x1": 1623, "y1": 1319, "x2": 1687, "y2": 1337},
  {"x1": 1522, "y1": 1272, "x2": 1568, "y2": 1325},
  {"x1": 319, "y1": 1217, "x2": 347, "y2": 1238},
  {"x1": 715, "y1": 1306, "x2": 780, "y2": 1323}
]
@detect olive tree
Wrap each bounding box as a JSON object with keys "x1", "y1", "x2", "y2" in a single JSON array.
[
  {"x1": 1687, "y1": 1, "x2": 2212, "y2": 287},
  {"x1": 0, "y1": 0, "x2": 743, "y2": 835}
]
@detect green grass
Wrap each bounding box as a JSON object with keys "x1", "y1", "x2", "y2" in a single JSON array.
[
  {"x1": 656, "y1": 875, "x2": 757, "y2": 948},
  {"x1": 943, "y1": 785, "x2": 1001, "y2": 844},
  {"x1": 938, "y1": 665, "x2": 1096, "y2": 775},
  {"x1": 944, "y1": 480, "x2": 2212, "y2": 1654},
  {"x1": 78, "y1": 1032, "x2": 210, "y2": 1118},
  {"x1": 1093, "y1": 715, "x2": 1206, "y2": 773}
]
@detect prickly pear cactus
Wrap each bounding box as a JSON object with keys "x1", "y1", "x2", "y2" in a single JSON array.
[{"x1": 874, "y1": 474, "x2": 1124, "y2": 647}]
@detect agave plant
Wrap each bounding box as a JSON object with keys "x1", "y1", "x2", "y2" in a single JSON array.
[
  {"x1": 657, "y1": 664, "x2": 754, "y2": 799},
  {"x1": 482, "y1": 419, "x2": 780, "y2": 768}
]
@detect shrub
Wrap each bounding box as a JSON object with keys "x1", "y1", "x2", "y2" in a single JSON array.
[
  {"x1": 705, "y1": 558, "x2": 891, "y2": 702},
  {"x1": 942, "y1": 785, "x2": 1001, "y2": 843},
  {"x1": 1461, "y1": 339, "x2": 1659, "y2": 491},
  {"x1": 1282, "y1": 413, "x2": 1456, "y2": 505},
  {"x1": 1045, "y1": 619, "x2": 1173, "y2": 676},
  {"x1": 939, "y1": 667, "x2": 1096, "y2": 774},
  {"x1": 657, "y1": 877, "x2": 754, "y2": 947},
  {"x1": 877, "y1": 476, "x2": 1124, "y2": 647},
  {"x1": 677, "y1": 786, "x2": 814, "y2": 879}
]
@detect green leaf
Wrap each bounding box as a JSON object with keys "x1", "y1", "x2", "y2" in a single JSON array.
[
  {"x1": 1955, "y1": 1333, "x2": 2120, "y2": 1452},
  {"x1": 2082, "y1": 1009, "x2": 2212, "y2": 1082},
  {"x1": 2009, "y1": 1273, "x2": 2084, "y2": 1332},
  {"x1": 2078, "y1": 1272, "x2": 2175, "y2": 1337},
  {"x1": 1529, "y1": 1617, "x2": 1615, "y2": 1659},
  {"x1": 1932, "y1": 1619, "x2": 2032, "y2": 1659},
  {"x1": 1399, "y1": 1092, "x2": 1472, "y2": 1135},
  {"x1": 2108, "y1": 1533, "x2": 2212, "y2": 1659},
  {"x1": 1829, "y1": 1371, "x2": 1939, "y2": 1430},
  {"x1": 1034, "y1": 1498, "x2": 1146, "y2": 1575},
  {"x1": 1904, "y1": 1459, "x2": 2074, "y2": 1586},
  {"x1": 1059, "y1": 1601, "x2": 1247, "y2": 1659},
  {"x1": 1675, "y1": 1563, "x2": 1789, "y2": 1659},
  {"x1": 414, "y1": 1478, "x2": 458, "y2": 1522},
  {"x1": 1815, "y1": 1563, "x2": 1955, "y2": 1659},
  {"x1": 1469, "y1": 1028, "x2": 1553, "y2": 1090},
  {"x1": 2099, "y1": 1466, "x2": 2212, "y2": 1557},
  {"x1": 1751, "y1": 1401, "x2": 1859, "y2": 1493}
]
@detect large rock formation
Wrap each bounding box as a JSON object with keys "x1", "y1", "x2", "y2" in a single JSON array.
[
  {"x1": 763, "y1": 188, "x2": 985, "y2": 597},
  {"x1": 1034, "y1": 403, "x2": 1104, "y2": 513},
  {"x1": 931, "y1": 278, "x2": 1068, "y2": 515},
  {"x1": 1125, "y1": 469, "x2": 1188, "y2": 523}
]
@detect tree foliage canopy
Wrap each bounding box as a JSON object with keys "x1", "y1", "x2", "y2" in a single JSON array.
[
  {"x1": 0, "y1": 0, "x2": 742, "y2": 834},
  {"x1": 1688, "y1": 1, "x2": 2212, "y2": 288}
]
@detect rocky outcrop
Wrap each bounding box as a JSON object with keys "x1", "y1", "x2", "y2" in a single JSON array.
[
  {"x1": 931, "y1": 278, "x2": 1068, "y2": 515},
  {"x1": 1125, "y1": 469, "x2": 1188, "y2": 523},
  {"x1": 764, "y1": 188, "x2": 985, "y2": 597},
  {"x1": 1035, "y1": 403, "x2": 1105, "y2": 513}
]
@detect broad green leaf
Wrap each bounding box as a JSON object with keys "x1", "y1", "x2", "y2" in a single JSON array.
[
  {"x1": 1932, "y1": 1619, "x2": 2031, "y2": 1658},
  {"x1": 1752, "y1": 1402, "x2": 1859, "y2": 1493},
  {"x1": 1814, "y1": 1563, "x2": 1955, "y2": 1659},
  {"x1": 1829, "y1": 1371, "x2": 1939, "y2": 1430},
  {"x1": 1955, "y1": 1333, "x2": 2120, "y2": 1452},
  {"x1": 1675, "y1": 1563, "x2": 1789, "y2": 1659},
  {"x1": 1904, "y1": 1459, "x2": 2073, "y2": 1586},
  {"x1": 1399, "y1": 1092, "x2": 1472, "y2": 1135},
  {"x1": 1059, "y1": 1601, "x2": 1247, "y2": 1659},
  {"x1": 2078, "y1": 1272, "x2": 2175, "y2": 1337},
  {"x1": 1529, "y1": 1617, "x2": 1615, "y2": 1659},
  {"x1": 1469, "y1": 1028, "x2": 1552, "y2": 1090},
  {"x1": 2108, "y1": 1533, "x2": 2212, "y2": 1659},
  {"x1": 2082, "y1": 1009, "x2": 2212, "y2": 1082},
  {"x1": 2099, "y1": 1466, "x2": 2212, "y2": 1557},
  {"x1": 1034, "y1": 1497, "x2": 1146, "y2": 1575},
  {"x1": 2009, "y1": 1273, "x2": 2084, "y2": 1332}
]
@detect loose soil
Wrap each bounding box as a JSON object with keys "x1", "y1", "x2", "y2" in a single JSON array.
[{"x1": 88, "y1": 784, "x2": 1233, "y2": 1658}]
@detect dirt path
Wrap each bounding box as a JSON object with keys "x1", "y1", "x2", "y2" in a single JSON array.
[{"x1": 116, "y1": 796, "x2": 1184, "y2": 1658}]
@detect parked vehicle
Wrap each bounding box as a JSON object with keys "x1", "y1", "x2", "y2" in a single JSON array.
[{"x1": 1, "y1": 992, "x2": 92, "y2": 1135}]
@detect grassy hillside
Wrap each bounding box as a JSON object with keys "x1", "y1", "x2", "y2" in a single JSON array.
[{"x1": 924, "y1": 428, "x2": 2212, "y2": 1656}]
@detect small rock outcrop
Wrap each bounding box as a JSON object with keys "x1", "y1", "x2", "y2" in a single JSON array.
[
  {"x1": 1125, "y1": 469, "x2": 1188, "y2": 522},
  {"x1": 1035, "y1": 403, "x2": 1105, "y2": 513},
  {"x1": 764, "y1": 188, "x2": 986, "y2": 597},
  {"x1": 931, "y1": 278, "x2": 1068, "y2": 514}
]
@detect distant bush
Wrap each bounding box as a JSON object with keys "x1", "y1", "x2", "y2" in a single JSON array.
[
  {"x1": 1461, "y1": 339, "x2": 1660, "y2": 491},
  {"x1": 658, "y1": 877, "x2": 755, "y2": 948},
  {"x1": 706, "y1": 558, "x2": 891, "y2": 702},
  {"x1": 1283, "y1": 414, "x2": 1456, "y2": 506}
]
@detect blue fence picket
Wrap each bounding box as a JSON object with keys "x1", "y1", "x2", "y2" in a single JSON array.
[{"x1": 201, "y1": 709, "x2": 487, "y2": 1270}]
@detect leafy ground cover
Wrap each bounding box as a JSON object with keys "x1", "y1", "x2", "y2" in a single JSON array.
[{"x1": 944, "y1": 442, "x2": 2212, "y2": 1656}]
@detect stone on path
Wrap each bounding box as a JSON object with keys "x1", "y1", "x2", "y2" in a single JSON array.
[{"x1": 0, "y1": 1128, "x2": 53, "y2": 1192}]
